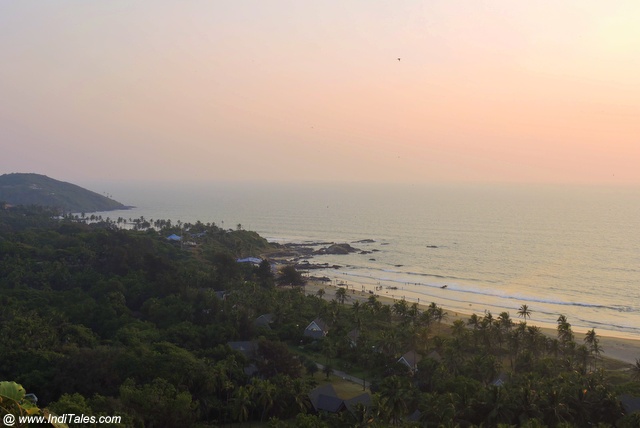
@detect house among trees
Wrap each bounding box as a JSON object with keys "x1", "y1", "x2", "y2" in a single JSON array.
[
  {"x1": 236, "y1": 257, "x2": 262, "y2": 266},
  {"x1": 346, "y1": 328, "x2": 360, "y2": 347},
  {"x1": 491, "y1": 372, "x2": 509, "y2": 387},
  {"x1": 398, "y1": 350, "x2": 422, "y2": 373},
  {"x1": 308, "y1": 384, "x2": 371, "y2": 415},
  {"x1": 166, "y1": 234, "x2": 181, "y2": 241},
  {"x1": 227, "y1": 341, "x2": 258, "y2": 359},
  {"x1": 308, "y1": 384, "x2": 345, "y2": 413},
  {"x1": 253, "y1": 313, "x2": 274, "y2": 329},
  {"x1": 303, "y1": 318, "x2": 329, "y2": 339}
]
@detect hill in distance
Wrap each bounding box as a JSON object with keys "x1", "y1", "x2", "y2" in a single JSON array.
[{"x1": 0, "y1": 173, "x2": 130, "y2": 213}]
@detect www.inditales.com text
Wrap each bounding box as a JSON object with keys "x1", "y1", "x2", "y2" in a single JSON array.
[{"x1": 3, "y1": 412, "x2": 121, "y2": 426}]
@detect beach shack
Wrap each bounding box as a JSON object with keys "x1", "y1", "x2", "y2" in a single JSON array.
[
  {"x1": 254, "y1": 313, "x2": 274, "y2": 330},
  {"x1": 398, "y1": 350, "x2": 422, "y2": 373},
  {"x1": 236, "y1": 257, "x2": 262, "y2": 266},
  {"x1": 308, "y1": 384, "x2": 371, "y2": 415},
  {"x1": 304, "y1": 318, "x2": 329, "y2": 339},
  {"x1": 308, "y1": 384, "x2": 345, "y2": 413}
]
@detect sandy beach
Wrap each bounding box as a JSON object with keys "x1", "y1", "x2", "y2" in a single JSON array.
[{"x1": 304, "y1": 277, "x2": 640, "y2": 366}]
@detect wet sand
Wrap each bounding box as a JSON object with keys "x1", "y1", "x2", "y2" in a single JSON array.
[{"x1": 304, "y1": 278, "x2": 640, "y2": 366}]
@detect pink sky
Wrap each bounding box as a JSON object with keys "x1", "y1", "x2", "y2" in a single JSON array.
[{"x1": 1, "y1": 1, "x2": 639, "y2": 185}]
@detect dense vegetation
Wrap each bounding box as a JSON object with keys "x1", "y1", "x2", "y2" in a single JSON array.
[
  {"x1": 0, "y1": 173, "x2": 126, "y2": 213},
  {"x1": 1, "y1": 204, "x2": 639, "y2": 427}
]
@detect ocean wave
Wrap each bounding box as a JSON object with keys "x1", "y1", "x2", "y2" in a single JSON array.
[
  {"x1": 328, "y1": 269, "x2": 635, "y2": 314},
  {"x1": 571, "y1": 318, "x2": 640, "y2": 335},
  {"x1": 368, "y1": 266, "x2": 497, "y2": 284}
]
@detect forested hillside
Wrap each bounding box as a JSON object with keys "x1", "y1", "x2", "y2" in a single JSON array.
[
  {"x1": 1, "y1": 205, "x2": 640, "y2": 427},
  {"x1": 0, "y1": 173, "x2": 127, "y2": 213}
]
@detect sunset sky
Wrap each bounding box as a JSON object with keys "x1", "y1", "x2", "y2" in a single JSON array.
[{"x1": 2, "y1": 1, "x2": 639, "y2": 185}]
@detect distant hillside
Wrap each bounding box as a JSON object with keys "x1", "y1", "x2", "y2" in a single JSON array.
[{"x1": 0, "y1": 173, "x2": 129, "y2": 213}]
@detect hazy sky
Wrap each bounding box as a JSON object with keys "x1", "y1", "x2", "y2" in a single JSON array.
[{"x1": 2, "y1": 1, "x2": 639, "y2": 185}]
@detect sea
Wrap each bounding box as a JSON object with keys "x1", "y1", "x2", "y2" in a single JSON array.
[{"x1": 93, "y1": 181, "x2": 640, "y2": 340}]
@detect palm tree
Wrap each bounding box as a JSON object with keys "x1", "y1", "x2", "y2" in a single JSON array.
[
  {"x1": 351, "y1": 300, "x2": 363, "y2": 329},
  {"x1": 518, "y1": 304, "x2": 532, "y2": 321},
  {"x1": 508, "y1": 324, "x2": 527, "y2": 370},
  {"x1": 575, "y1": 344, "x2": 590, "y2": 373},
  {"x1": 378, "y1": 329, "x2": 400, "y2": 356},
  {"x1": 290, "y1": 378, "x2": 312, "y2": 414},
  {"x1": 443, "y1": 338, "x2": 465, "y2": 376},
  {"x1": 433, "y1": 306, "x2": 447, "y2": 324},
  {"x1": 231, "y1": 385, "x2": 253, "y2": 423},
  {"x1": 483, "y1": 310, "x2": 494, "y2": 325},
  {"x1": 584, "y1": 328, "x2": 597, "y2": 347},
  {"x1": 557, "y1": 314, "x2": 574, "y2": 348},
  {"x1": 365, "y1": 295, "x2": 382, "y2": 315},
  {"x1": 350, "y1": 402, "x2": 373, "y2": 428},
  {"x1": 468, "y1": 313, "x2": 481, "y2": 330},
  {"x1": 525, "y1": 325, "x2": 544, "y2": 358},
  {"x1": 497, "y1": 311, "x2": 513, "y2": 347},
  {"x1": 379, "y1": 375, "x2": 410, "y2": 425},
  {"x1": 316, "y1": 288, "x2": 325, "y2": 299},
  {"x1": 392, "y1": 298, "x2": 409, "y2": 319},
  {"x1": 335, "y1": 287, "x2": 348, "y2": 305},
  {"x1": 584, "y1": 329, "x2": 602, "y2": 370},
  {"x1": 451, "y1": 319, "x2": 467, "y2": 339},
  {"x1": 418, "y1": 310, "x2": 433, "y2": 328},
  {"x1": 407, "y1": 303, "x2": 420, "y2": 324},
  {"x1": 253, "y1": 379, "x2": 276, "y2": 422}
]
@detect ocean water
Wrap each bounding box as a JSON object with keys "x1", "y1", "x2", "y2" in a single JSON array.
[{"x1": 94, "y1": 182, "x2": 640, "y2": 339}]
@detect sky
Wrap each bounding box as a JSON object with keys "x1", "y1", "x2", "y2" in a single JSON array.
[{"x1": 1, "y1": 1, "x2": 640, "y2": 186}]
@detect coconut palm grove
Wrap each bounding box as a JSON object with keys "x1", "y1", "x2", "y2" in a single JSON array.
[{"x1": 1, "y1": 205, "x2": 640, "y2": 427}]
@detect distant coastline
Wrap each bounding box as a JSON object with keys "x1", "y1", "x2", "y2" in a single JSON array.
[
  {"x1": 0, "y1": 173, "x2": 129, "y2": 213},
  {"x1": 94, "y1": 181, "x2": 640, "y2": 341}
]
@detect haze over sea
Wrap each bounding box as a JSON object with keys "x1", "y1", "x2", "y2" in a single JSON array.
[{"x1": 97, "y1": 182, "x2": 640, "y2": 339}]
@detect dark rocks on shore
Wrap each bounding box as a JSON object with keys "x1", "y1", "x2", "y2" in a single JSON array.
[
  {"x1": 295, "y1": 261, "x2": 342, "y2": 270},
  {"x1": 426, "y1": 245, "x2": 438, "y2": 248},
  {"x1": 359, "y1": 250, "x2": 373, "y2": 255},
  {"x1": 285, "y1": 242, "x2": 334, "y2": 247},
  {"x1": 268, "y1": 242, "x2": 320, "y2": 258},
  {"x1": 314, "y1": 243, "x2": 360, "y2": 255},
  {"x1": 352, "y1": 239, "x2": 376, "y2": 244}
]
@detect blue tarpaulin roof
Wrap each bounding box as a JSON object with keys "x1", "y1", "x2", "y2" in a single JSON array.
[{"x1": 237, "y1": 257, "x2": 262, "y2": 264}]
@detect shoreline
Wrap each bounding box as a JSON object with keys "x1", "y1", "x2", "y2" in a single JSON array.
[{"x1": 304, "y1": 277, "x2": 640, "y2": 366}]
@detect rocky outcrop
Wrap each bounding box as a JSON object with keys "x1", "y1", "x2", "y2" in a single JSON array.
[
  {"x1": 295, "y1": 261, "x2": 342, "y2": 270},
  {"x1": 315, "y1": 243, "x2": 360, "y2": 255}
]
